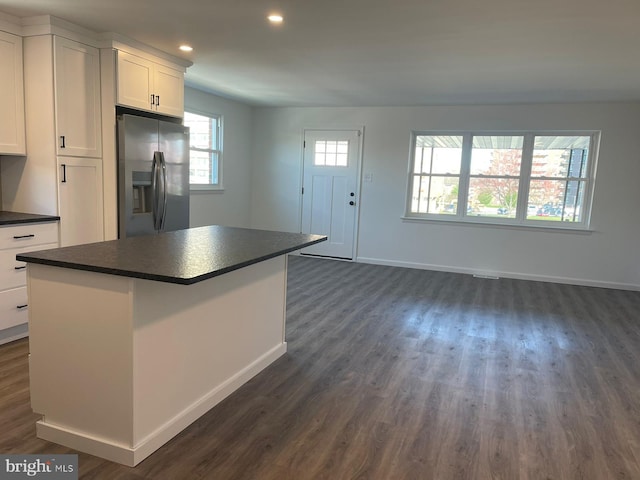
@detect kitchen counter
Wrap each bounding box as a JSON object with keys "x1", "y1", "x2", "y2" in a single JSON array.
[
  {"x1": 17, "y1": 225, "x2": 325, "y2": 284},
  {"x1": 21, "y1": 226, "x2": 326, "y2": 466},
  {"x1": 0, "y1": 211, "x2": 59, "y2": 225}
]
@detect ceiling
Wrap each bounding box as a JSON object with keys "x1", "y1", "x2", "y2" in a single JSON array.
[{"x1": 1, "y1": 0, "x2": 640, "y2": 107}]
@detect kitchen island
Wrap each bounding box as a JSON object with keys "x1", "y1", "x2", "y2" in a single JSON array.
[{"x1": 17, "y1": 226, "x2": 325, "y2": 466}]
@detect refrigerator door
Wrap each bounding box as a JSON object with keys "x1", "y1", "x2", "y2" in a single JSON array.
[
  {"x1": 118, "y1": 114, "x2": 159, "y2": 237},
  {"x1": 158, "y1": 120, "x2": 190, "y2": 232}
]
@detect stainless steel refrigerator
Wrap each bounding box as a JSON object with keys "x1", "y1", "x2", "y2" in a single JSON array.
[{"x1": 117, "y1": 113, "x2": 190, "y2": 238}]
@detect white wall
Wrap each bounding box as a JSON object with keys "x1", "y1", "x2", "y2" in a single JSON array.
[
  {"x1": 250, "y1": 103, "x2": 640, "y2": 289},
  {"x1": 185, "y1": 87, "x2": 253, "y2": 228}
]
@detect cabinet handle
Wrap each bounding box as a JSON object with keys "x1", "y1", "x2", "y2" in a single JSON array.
[
  {"x1": 17, "y1": 304, "x2": 28, "y2": 310},
  {"x1": 61, "y1": 164, "x2": 67, "y2": 183},
  {"x1": 13, "y1": 234, "x2": 35, "y2": 239},
  {"x1": 60, "y1": 136, "x2": 66, "y2": 148},
  {"x1": 151, "y1": 94, "x2": 156, "y2": 106},
  {"x1": 14, "y1": 266, "x2": 26, "y2": 270},
  {"x1": 156, "y1": 95, "x2": 160, "y2": 107}
]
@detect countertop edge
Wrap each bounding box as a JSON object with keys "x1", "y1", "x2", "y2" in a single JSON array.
[
  {"x1": 17, "y1": 235, "x2": 326, "y2": 285},
  {"x1": 0, "y1": 212, "x2": 60, "y2": 226}
]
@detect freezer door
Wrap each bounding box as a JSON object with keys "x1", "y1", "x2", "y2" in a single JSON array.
[
  {"x1": 159, "y1": 120, "x2": 190, "y2": 232},
  {"x1": 118, "y1": 114, "x2": 159, "y2": 237}
]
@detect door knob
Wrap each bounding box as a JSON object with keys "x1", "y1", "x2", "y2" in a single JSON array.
[{"x1": 349, "y1": 201, "x2": 355, "y2": 206}]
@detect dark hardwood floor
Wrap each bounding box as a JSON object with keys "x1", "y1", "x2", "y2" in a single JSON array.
[{"x1": 1, "y1": 255, "x2": 640, "y2": 479}]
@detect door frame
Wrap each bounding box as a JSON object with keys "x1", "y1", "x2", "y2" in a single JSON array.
[{"x1": 298, "y1": 126, "x2": 365, "y2": 261}]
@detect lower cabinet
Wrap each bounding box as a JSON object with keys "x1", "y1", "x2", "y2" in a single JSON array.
[
  {"x1": 0, "y1": 287, "x2": 28, "y2": 331},
  {"x1": 58, "y1": 157, "x2": 104, "y2": 247},
  {"x1": 0, "y1": 221, "x2": 58, "y2": 345}
]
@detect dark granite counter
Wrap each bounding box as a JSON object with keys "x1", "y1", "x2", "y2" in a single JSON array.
[
  {"x1": 0, "y1": 211, "x2": 60, "y2": 225},
  {"x1": 17, "y1": 225, "x2": 326, "y2": 285}
]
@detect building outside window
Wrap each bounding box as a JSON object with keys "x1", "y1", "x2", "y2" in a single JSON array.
[
  {"x1": 184, "y1": 111, "x2": 222, "y2": 189},
  {"x1": 406, "y1": 132, "x2": 598, "y2": 229}
]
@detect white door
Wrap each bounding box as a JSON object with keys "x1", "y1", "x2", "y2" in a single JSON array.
[
  {"x1": 54, "y1": 37, "x2": 102, "y2": 158},
  {"x1": 58, "y1": 157, "x2": 104, "y2": 247},
  {"x1": 116, "y1": 51, "x2": 154, "y2": 112},
  {"x1": 301, "y1": 129, "x2": 361, "y2": 259},
  {"x1": 153, "y1": 64, "x2": 185, "y2": 117},
  {"x1": 0, "y1": 31, "x2": 26, "y2": 155}
]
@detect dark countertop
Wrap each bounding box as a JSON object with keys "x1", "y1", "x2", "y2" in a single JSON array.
[
  {"x1": 0, "y1": 211, "x2": 60, "y2": 225},
  {"x1": 17, "y1": 225, "x2": 326, "y2": 285}
]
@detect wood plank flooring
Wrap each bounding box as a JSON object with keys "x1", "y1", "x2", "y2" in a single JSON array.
[{"x1": 1, "y1": 255, "x2": 640, "y2": 479}]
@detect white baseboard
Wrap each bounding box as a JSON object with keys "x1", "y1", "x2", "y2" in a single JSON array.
[
  {"x1": 36, "y1": 343, "x2": 287, "y2": 467},
  {"x1": 356, "y1": 256, "x2": 640, "y2": 291}
]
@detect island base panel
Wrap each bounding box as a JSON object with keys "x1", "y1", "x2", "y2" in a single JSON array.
[{"x1": 28, "y1": 256, "x2": 289, "y2": 466}]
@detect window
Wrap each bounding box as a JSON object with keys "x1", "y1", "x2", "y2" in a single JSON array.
[
  {"x1": 410, "y1": 135, "x2": 462, "y2": 215},
  {"x1": 314, "y1": 140, "x2": 349, "y2": 166},
  {"x1": 406, "y1": 132, "x2": 599, "y2": 229},
  {"x1": 184, "y1": 111, "x2": 222, "y2": 189},
  {"x1": 528, "y1": 136, "x2": 591, "y2": 223}
]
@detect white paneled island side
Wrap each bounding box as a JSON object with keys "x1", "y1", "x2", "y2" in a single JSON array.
[{"x1": 17, "y1": 226, "x2": 326, "y2": 466}]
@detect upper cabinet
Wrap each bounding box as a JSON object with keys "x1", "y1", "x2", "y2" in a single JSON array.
[
  {"x1": 117, "y1": 50, "x2": 184, "y2": 118},
  {"x1": 0, "y1": 30, "x2": 26, "y2": 155},
  {"x1": 54, "y1": 36, "x2": 102, "y2": 158},
  {"x1": 152, "y1": 63, "x2": 184, "y2": 117}
]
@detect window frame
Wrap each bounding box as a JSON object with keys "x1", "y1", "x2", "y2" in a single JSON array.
[
  {"x1": 184, "y1": 109, "x2": 223, "y2": 192},
  {"x1": 410, "y1": 134, "x2": 464, "y2": 216},
  {"x1": 404, "y1": 130, "x2": 600, "y2": 230}
]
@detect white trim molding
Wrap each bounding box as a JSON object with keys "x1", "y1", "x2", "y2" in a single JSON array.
[{"x1": 356, "y1": 256, "x2": 640, "y2": 292}]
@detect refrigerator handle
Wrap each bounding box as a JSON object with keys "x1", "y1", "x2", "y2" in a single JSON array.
[
  {"x1": 152, "y1": 152, "x2": 163, "y2": 231},
  {"x1": 159, "y1": 152, "x2": 168, "y2": 230}
]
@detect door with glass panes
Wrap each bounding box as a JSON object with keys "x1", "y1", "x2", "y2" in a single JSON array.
[{"x1": 301, "y1": 129, "x2": 361, "y2": 260}]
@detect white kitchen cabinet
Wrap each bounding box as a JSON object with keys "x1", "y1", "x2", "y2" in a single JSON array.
[
  {"x1": 117, "y1": 50, "x2": 184, "y2": 117},
  {"x1": 0, "y1": 35, "x2": 105, "y2": 247},
  {"x1": 0, "y1": 221, "x2": 58, "y2": 345},
  {"x1": 54, "y1": 36, "x2": 102, "y2": 158},
  {"x1": 116, "y1": 51, "x2": 153, "y2": 112},
  {"x1": 152, "y1": 63, "x2": 184, "y2": 117},
  {"x1": 57, "y1": 157, "x2": 104, "y2": 247},
  {"x1": 0, "y1": 30, "x2": 26, "y2": 155}
]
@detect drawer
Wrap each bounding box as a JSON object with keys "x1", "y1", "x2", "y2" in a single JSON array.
[
  {"x1": 0, "y1": 243, "x2": 58, "y2": 290},
  {"x1": 0, "y1": 222, "x2": 58, "y2": 250},
  {"x1": 0, "y1": 286, "x2": 28, "y2": 331}
]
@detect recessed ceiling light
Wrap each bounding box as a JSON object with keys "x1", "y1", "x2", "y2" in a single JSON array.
[
  {"x1": 179, "y1": 45, "x2": 193, "y2": 52},
  {"x1": 267, "y1": 14, "x2": 283, "y2": 23}
]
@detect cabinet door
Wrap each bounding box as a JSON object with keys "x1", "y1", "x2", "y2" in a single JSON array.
[
  {"x1": 117, "y1": 51, "x2": 153, "y2": 112},
  {"x1": 58, "y1": 157, "x2": 104, "y2": 247},
  {"x1": 153, "y1": 64, "x2": 184, "y2": 117},
  {"x1": 0, "y1": 31, "x2": 26, "y2": 155},
  {"x1": 54, "y1": 37, "x2": 102, "y2": 158},
  {"x1": 0, "y1": 287, "x2": 28, "y2": 331}
]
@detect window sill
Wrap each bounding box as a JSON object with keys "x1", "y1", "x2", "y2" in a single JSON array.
[
  {"x1": 401, "y1": 216, "x2": 593, "y2": 234},
  {"x1": 190, "y1": 185, "x2": 224, "y2": 194}
]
